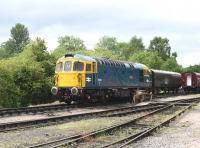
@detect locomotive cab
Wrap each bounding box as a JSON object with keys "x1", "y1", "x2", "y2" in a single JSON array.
[
  {"x1": 55, "y1": 60, "x2": 85, "y2": 88},
  {"x1": 51, "y1": 55, "x2": 97, "y2": 103}
]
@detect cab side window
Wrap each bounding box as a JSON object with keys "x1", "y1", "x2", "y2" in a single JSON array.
[
  {"x1": 73, "y1": 62, "x2": 84, "y2": 71},
  {"x1": 86, "y1": 64, "x2": 91, "y2": 72},
  {"x1": 56, "y1": 62, "x2": 63, "y2": 72}
]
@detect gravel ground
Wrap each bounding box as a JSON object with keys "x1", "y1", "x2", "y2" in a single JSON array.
[
  {"x1": 0, "y1": 112, "x2": 145, "y2": 147},
  {"x1": 155, "y1": 94, "x2": 200, "y2": 102},
  {"x1": 129, "y1": 103, "x2": 200, "y2": 148},
  {"x1": 0, "y1": 115, "x2": 145, "y2": 148}
]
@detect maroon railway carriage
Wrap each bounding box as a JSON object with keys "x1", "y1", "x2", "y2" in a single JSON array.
[{"x1": 181, "y1": 72, "x2": 200, "y2": 92}]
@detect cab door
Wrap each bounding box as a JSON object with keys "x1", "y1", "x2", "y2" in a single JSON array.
[
  {"x1": 85, "y1": 62, "x2": 97, "y2": 88},
  {"x1": 92, "y1": 62, "x2": 97, "y2": 86}
]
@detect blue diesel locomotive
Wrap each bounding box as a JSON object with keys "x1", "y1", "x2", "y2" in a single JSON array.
[{"x1": 51, "y1": 54, "x2": 152, "y2": 104}]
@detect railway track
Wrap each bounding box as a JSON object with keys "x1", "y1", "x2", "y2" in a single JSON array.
[
  {"x1": 1, "y1": 96, "x2": 199, "y2": 133},
  {"x1": 0, "y1": 103, "x2": 72, "y2": 117},
  {"x1": 0, "y1": 103, "x2": 164, "y2": 133},
  {"x1": 28, "y1": 97, "x2": 200, "y2": 148},
  {"x1": 0, "y1": 94, "x2": 194, "y2": 118},
  {"x1": 0, "y1": 100, "x2": 130, "y2": 117}
]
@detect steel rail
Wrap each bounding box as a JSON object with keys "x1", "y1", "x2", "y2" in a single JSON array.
[
  {"x1": 0, "y1": 103, "x2": 163, "y2": 132},
  {"x1": 50, "y1": 104, "x2": 173, "y2": 148},
  {"x1": 0, "y1": 104, "x2": 72, "y2": 117},
  {"x1": 29, "y1": 98, "x2": 200, "y2": 148},
  {"x1": 118, "y1": 103, "x2": 194, "y2": 147},
  {"x1": 103, "y1": 99, "x2": 200, "y2": 148}
]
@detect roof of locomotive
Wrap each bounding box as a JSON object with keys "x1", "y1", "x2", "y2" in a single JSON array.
[
  {"x1": 62, "y1": 54, "x2": 149, "y2": 70},
  {"x1": 58, "y1": 54, "x2": 96, "y2": 62}
]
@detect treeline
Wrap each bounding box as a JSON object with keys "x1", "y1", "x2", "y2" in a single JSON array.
[
  {"x1": 0, "y1": 23, "x2": 199, "y2": 107},
  {"x1": 53, "y1": 35, "x2": 182, "y2": 72}
]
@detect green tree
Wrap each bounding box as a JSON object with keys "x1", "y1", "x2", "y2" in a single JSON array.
[
  {"x1": 96, "y1": 36, "x2": 119, "y2": 52},
  {"x1": 117, "y1": 42, "x2": 128, "y2": 60},
  {"x1": 122, "y1": 36, "x2": 145, "y2": 59},
  {"x1": 3, "y1": 23, "x2": 30, "y2": 54},
  {"x1": 129, "y1": 51, "x2": 163, "y2": 69},
  {"x1": 183, "y1": 65, "x2": 200, "y2": 73},
  {"x1": 161, "y1": 57, "x2": 182, "y2": 72},
  {"x1": 148, "y1": 37, "x2": 171, "y2": 61},
  {"x1": 58, "y1": 35, "x2": 86, "y2": 51},
  {"x1": 129, "y1": 36, "x2": 145, "y2": 51},
  {"x1": 92, "y1": 48, "x2": 122, "y2": 60}
]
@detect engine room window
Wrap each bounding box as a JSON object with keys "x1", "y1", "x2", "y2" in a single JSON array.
[
  {"x1": 55, "y1": 62, "x2": 63, "y2": 72},
  {"x1": 139, "y1": 70, "x2": 144, "y2": 82},
  {"x1": 64, "y1": 61, "x2": 72, "y2": 71},
  {"x1": 86, "y1": 64, "x2": 91, "y2": 72},
  {"x1": 73, "y1": 61, "x2": 84, "y2": 71}
]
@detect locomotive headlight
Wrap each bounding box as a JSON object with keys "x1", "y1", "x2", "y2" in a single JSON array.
[
  {"x1": 71, "y1": 87, "x2": 78, "y2": 95},
  {"x1": 51, "y1": 86, "x2": 58, "y2": 95}
]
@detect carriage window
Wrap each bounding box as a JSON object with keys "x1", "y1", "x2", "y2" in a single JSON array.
[
  {"x1": 73, "y1": 61, "x2": 84, "y2": 71},
  {"x1": 64, "y1": 61, "x2": 72, "y2": 71},
  {"x1": 55, "y1": 62, "x2": 63, "y2": 72},
  {"x1": 86, "y1": 64, "x2": 91, "y2": 72}
]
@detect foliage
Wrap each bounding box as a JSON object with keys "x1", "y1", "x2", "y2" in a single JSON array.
[
  {"x1": 128, "y1": 50, "x2": 182, "y2": 72},
  {"x1": 160, "y1": 57, "x2": 182, "y2": 72},
  {"x1": 127, "y1": 36, "x2": 145, "y2": 55},
  {"x1": 52, "y1": 48, "x2": 86, "y2": 60},
  {"x1": 0, "y1": 38, "x2": 55, "y2": 107},
  {"x1": 92, "y1": 48, "x2": 123, "y2": 60},
  {"x1": 58, "y1": 35, "x2": 86, "y2": 51},
  {"x1": 129, "y1": 36, "x2": 145, "y2": 51},
  {"x1": 129, "y1": 51, "x2": 163, "y2": 69},
  {"x1": 2, "y1": 23, "x2": 30, "y2": 56},
  {"x1": 0, "y1": 67, "x2": 22, "y2": 107},
  {"x1": 10, "y1": 23, "x2": 30, "y2": 52},
  {"x1": 96, "y1": 36, "x2": 120, "y2": 53},
  {"x1": 148, "y1": 37, "x2": 171, "y2": 61},
  {"x1": 0, "y1": 47, "x2": 9, "y2": 59},
  {"x1": 183, "y1": 65, "x2": 200, "y2": 73}
]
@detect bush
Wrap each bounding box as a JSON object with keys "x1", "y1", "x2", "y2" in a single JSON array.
[{"x1": 0, "y1": 39, "x2": 55, "y2": 107}]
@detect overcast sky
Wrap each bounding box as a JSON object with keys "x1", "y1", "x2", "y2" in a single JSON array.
[{"x1": 1, "y1": 0, "x2": 200, "y2": 67}]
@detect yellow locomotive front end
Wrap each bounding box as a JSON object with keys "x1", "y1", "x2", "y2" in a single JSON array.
[
  {"x1": 51, "y1": 54, "x2": 97, "y2": 104},
  {"x1": 54, "y1": 60, "x2": 86, "y2": 88}
]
